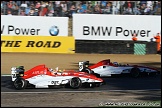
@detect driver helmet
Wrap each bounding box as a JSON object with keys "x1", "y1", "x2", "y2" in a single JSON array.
[
  {"x1": 113, "y1": 62, "x2": 118, "y2": 66},
  {"x1": 49, "y1": 68, "x2": 54, "y2": 72},
  {"x1": 58, "y1": 70, "x2": 62, "y2": 72}
]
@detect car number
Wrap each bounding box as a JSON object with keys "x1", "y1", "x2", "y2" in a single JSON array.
[{"x1": 51, "y1": 81, "x2": 59, "y2": 85}]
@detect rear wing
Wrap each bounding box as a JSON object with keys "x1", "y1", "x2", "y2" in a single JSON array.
[{"x1": 78, "y1": 61, "x2": 89, "y2": 71}]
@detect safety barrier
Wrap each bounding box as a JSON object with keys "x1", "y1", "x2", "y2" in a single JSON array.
[
  {"x1": 134, "y1": 43, "x2": 146, "y2": 55},
  {"x1": 75, "y1": 40, "x2": 157, "y2": 54}
]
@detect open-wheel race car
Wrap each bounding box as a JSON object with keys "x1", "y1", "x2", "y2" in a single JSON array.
[
  {"x1": 11, "y1": 64, "x2": 104, "y2": 90},
  {"x1": 79, "y1": 59, "x2": 160, "y2": 78}
]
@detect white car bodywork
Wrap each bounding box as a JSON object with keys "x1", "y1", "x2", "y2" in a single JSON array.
[
  {"x1": 90, "y1": 65, "x2": 158, "y2": 77},
  {"x1": 79, "y1": 60, "x2": 159, "y2": 77},
  {"x1": 23, "y1": 75, "x2": 99, "y2": 88}
]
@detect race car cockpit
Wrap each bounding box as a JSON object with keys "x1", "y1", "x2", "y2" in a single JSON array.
[
  {"x1": 48, "y1": 67, "x2": 63, "y2": 75},
  {"x1": 113, "y1": 62, "x2": 118, "y2": 66}
]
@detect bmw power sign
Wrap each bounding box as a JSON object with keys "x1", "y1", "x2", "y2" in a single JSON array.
[
  {"x1": 49, "y1": 26, "x2": 59, "y2": 36},
  {"x1": 1, "y1": 15, "x2": 68, "y2": 36}
]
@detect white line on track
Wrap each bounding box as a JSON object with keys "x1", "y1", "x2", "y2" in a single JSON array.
[{"x1": 1, "y1": 75, "x2": 11, "y2": 76}]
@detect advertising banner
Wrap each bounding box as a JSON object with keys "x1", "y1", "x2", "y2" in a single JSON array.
[
  {"x1": 1, "y1": 36, "x2": 75, "y2": 53},
  {"x1": 73, "y1": 14, "x2": 161, "y2": 41},
  {"x1": 1, "y1": 15, "x2": 68, "y2": 36}
]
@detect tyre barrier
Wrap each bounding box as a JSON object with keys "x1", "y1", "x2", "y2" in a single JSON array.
[{"x1": 75, "y1": 40, "x2": 157, "y2": 54}]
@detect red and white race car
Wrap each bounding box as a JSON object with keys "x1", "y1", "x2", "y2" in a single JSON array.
[
  {"x1": 79, "y1": 59, "x2": 160, "y2": 78},
  {"x1": 11, "y1": 64, "x2": 104, "y2": 90}
]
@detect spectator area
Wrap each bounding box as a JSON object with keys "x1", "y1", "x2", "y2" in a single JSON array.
[{"x1": 1, "y1": 1, "x2": 161, "y2": 17}]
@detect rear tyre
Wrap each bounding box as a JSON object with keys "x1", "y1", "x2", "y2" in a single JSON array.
[
  {"x1": 95, "y1": 83, "x2": 100, "y2": 87},
  {"x1": 93, "y1": 73, "x2": 100, "y2": 78},
  {"x1": 70, "y1": 77, "x2": 82, "y2": 89},
  {"x1": 13, "y1": 78, "x2": 27, "y2": 90},
  {"x1": 149, "y1": 72, "x2": 157, "y2": 77},
  {"x1": 81, "y1": 67, "x2": 94, "y2": 74},
  {"x1": 130, "y1": 68, "x2": 140, "y2": 78}
]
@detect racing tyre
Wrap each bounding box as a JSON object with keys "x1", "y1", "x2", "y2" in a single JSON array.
[
  {"x1": 149, "y1": 72, "x2": 157, "y2": 77},
  {"x1": 13, "y1": 78, "x2": 27, "y2": 90},
  {"x1": 93, "y1": 73, "x2": 100, "y2": 78},
  {"x1": 70, "y1": 77, "x2": 82, "y2": 89},
  {"x1": 130, "y1": 67, "x2": 140, "y2": 78},
  {"x1": 81, "y1": 67, "x2": 94, "y2": 74},
  {"x1": 95, "y1": 83, "x2": 100, "y2": 87}
]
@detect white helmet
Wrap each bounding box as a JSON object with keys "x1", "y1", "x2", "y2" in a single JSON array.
[{"x1": 49, "y1": 68, "x2": 54, "y2": 72}]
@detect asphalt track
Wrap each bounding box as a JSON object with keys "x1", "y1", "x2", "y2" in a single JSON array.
[{"x1": 1, "y1": 74, "x2": 161, "y2": 92}]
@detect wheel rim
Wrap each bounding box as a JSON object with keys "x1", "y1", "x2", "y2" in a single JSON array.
[
  {"x1": 14, "y1": 79, "x2": 24, "y2": 89},
  {"x1": 132, "y1": 71, "x2": 139, "y2": 77},
  {"x1": 71, "y1": 79, "x2": 79, "y2": 87},
  {"x1": 131, "y1": 68, "x2": 140, "y2": 77}
]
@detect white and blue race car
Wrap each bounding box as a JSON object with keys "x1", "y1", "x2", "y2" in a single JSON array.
[{"x1": 79, "y1": 59, "x2": 160, "y2": 78}]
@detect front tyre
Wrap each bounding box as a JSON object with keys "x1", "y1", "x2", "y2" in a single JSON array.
[
  {"x1": 95, "y1": 83, "x2": 101, "y2": 87},
  {"x1": 149, "y1": 72, "x2": 157, "y2": 77},
  {"x1": 70, "y1": 77, "x2": 82, "y2": 89},
  {"x1": 130, "y1": 68, "x2": 140, "y2": 78},
  {"x1": 13, "y1": 78, "x2": 27, "y2": 90}
]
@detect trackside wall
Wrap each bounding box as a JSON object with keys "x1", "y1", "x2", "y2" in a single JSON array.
[
  {"x1": 73, "y1": 14, "x2": 161, "y2": 54},
  {"x1": 1, "y1": 36, "x2": 75, "y2": 54},
  {"x1": 75, "y1": 40, "x2": 157, "y2": 54}
]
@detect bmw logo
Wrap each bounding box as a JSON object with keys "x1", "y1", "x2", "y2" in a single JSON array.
[{"x1": 49, "y1": 26, "x2": 59, "y2": 36}]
